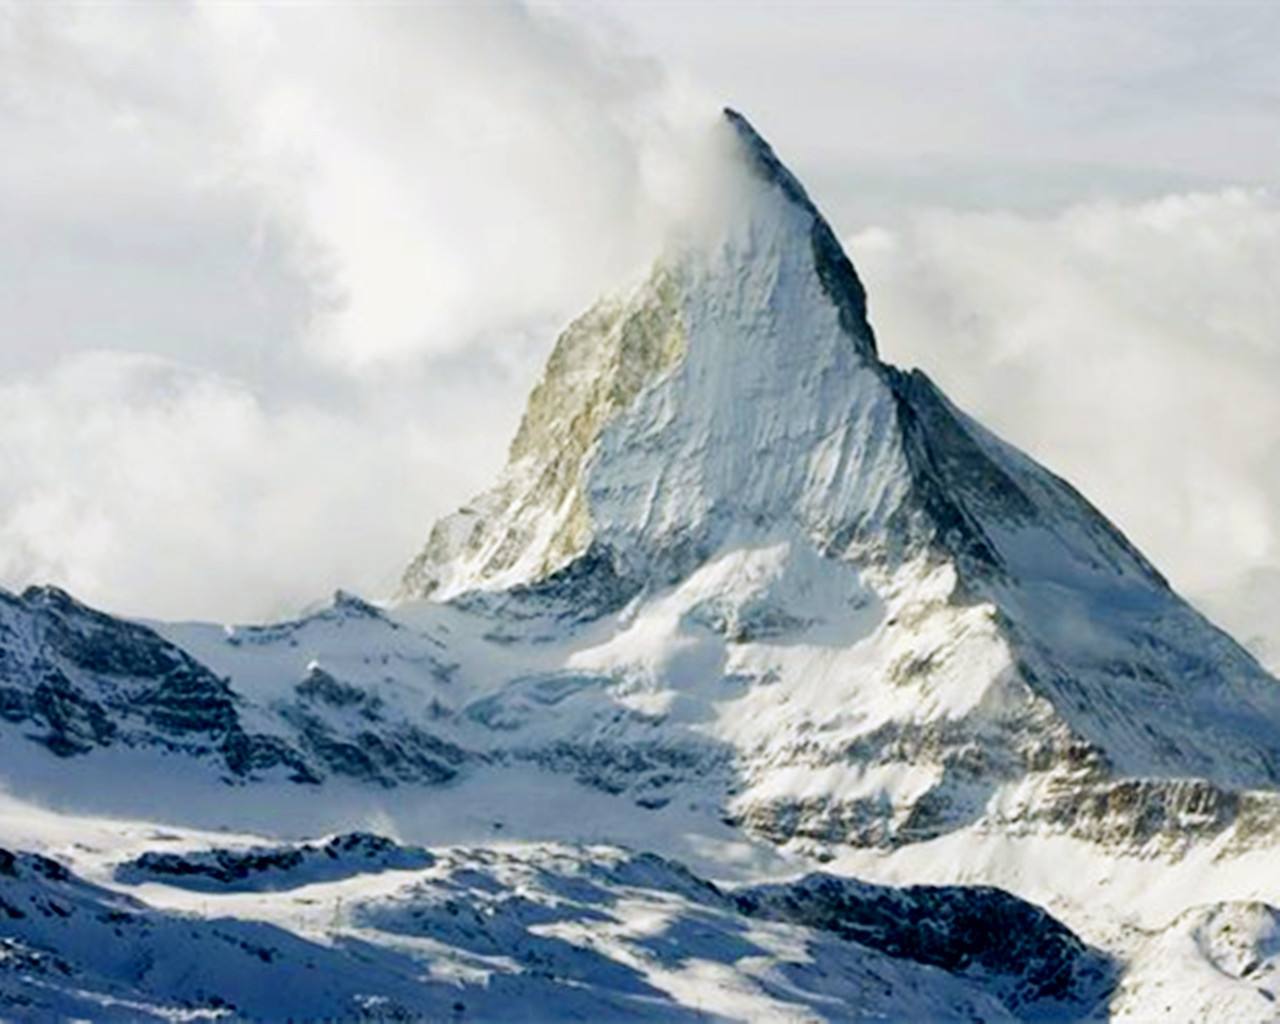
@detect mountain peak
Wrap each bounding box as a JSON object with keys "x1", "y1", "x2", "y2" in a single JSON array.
[
  {"x1": 721, "y1": 107, "x2": 878, "y2": 359},
  {"x1": 721, "y1": 107, "x2": 816, "y2": 211}
]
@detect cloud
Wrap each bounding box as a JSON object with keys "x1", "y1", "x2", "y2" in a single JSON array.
[
  {"x1": 0, "y1": 352, "x2": 453, "y2": 622},
  {"x1": 850, "y1": 189, "x2": 1280, "y2": 669},
  {"x1": 1, "y1": 1, "x2": 722, "y2": 379},
  {"x1": 0, "y1": 1, "x2": 719, "y2": 620},
  {"x1": 198, "y1": 2, "x2": 721, "y2": 370}
]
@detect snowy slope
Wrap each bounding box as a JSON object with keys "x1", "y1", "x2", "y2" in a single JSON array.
[
  {"x1": 1, "y1": 793, "x2": 1097, "y2": 1022},
  {"x1": 3, "y1": 109, "x2": 1280, "y2": 1019},
  {"x1": 1112, "y1": 901, "x2": 1280, "y2": 1021}
]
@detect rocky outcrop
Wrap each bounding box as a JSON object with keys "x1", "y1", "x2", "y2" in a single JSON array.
[
  {"x1": 735, "y1": 872, "x2": 1117, "y2": 1015},
  {"x1": 114, "y1": 833, "x2": 434, "y2": 891}
]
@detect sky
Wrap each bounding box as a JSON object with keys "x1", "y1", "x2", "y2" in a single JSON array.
[{"x1": 0, "y1": 1, "x2": 1277, "y2": 666}]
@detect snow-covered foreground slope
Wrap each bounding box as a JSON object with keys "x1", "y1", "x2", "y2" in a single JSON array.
[
  {"x1": 4, "y1": 784, "x2": 1279, "y2": 1022},
  {"x1": 1, "y1": 791, "x2": 1112, "y2": 1022},
  {"x1": 4, "y1": 109, "x2": 1280, "y2": 1019}
]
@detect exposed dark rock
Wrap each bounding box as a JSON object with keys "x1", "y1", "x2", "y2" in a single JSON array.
[
  {"x1": 115, "y1": 833, "x2": 434, "y2": 891},
  {"x1": 295, "y1": 665, "x2": 371, "y2": 709},
  {"x1": 220, "y1": 729, "x2": 320, "y2": 784},
  {"x1": 458, "y1": 543, "x2": 642, "y2": 632},
  {"x1": 280, "y1": 702, "x2": 466, "y2": 787},
  {"x1": 735, "y1": 872, "x2": 1117, "y2": 1015},
  {"x1": 1032, "y1": 776, "x2": 1244, "y2": 847},
  {"x1": 0, "y1": 586, "x2": 321, "y2": 782},
  {"x1": 523, "y1": 739, "x2": 727, "y2": 798}
]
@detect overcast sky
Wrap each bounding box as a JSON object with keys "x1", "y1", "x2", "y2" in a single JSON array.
[{"x1": 1, "y1": 1, "x2": 1277, "y2": 667}]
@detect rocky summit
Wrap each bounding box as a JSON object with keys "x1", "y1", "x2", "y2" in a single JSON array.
[{"x1": 3, "y1": 110, "x2": 1280, "y2": 1021}]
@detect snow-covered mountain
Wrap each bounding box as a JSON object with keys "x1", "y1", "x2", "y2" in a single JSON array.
[
  {"x1": 4, "y1": 109, "x2": 1280, "y2": 1020},
  {"x1": 399, "y1": 107, "x2": 1280, "y2": 853}
]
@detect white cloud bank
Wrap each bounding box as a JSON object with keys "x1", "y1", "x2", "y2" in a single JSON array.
[
  {"x1": 0, "y1": 354, "x2": 426, "y2": 622},
  {"x1": 1, "y1": 2, "x2": 720, "y2": 375},
  {"x1": 851, "y1": 189, "x2": 1280, "y2": 669},
  {"x1": 197, "y1": 3, "x2": 720, "y2": 369}
]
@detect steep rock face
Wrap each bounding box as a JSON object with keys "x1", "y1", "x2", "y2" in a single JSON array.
[
  {"x1": 402, "y1": 110, "x2": 893, "y2": 603},
  {"x1": 402, "y1": 269, "x2": 688, "y2": 600}
]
